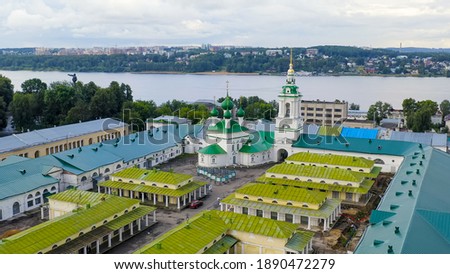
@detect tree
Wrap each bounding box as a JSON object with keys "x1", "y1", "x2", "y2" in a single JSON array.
[
  {"x1": 89, "y1": 89, "x2": 116, "y2": 119},
  {"x1": 43, "y1": 82, "x2": 76, "y2": 126},
  {"x1": 349, "y1": 103, "x2": 360, "y2": 110},
  {"x1": 367, "y1": 101, "x2": 392, "y2": 125},
  {"x1": 440, "y1": 100, "x2": 450, "y2": 117},
  {"x1": 0, "y1": 97, "x2": 6, "y2": 129},
  {"x1": 9, "y1": 93, "x2": 35, "y2": 130},
  {"x1": 21, "y1": 78, "x2": 47, "y2": 93},
  {"x1": 0, "y1": 75, "x2": 14, "y2": 107}
]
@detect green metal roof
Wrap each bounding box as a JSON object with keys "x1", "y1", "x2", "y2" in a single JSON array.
[
  {"x1": 52, "y1": 145, "x2": 123, "y2": 173},
  {"x1": 198, "y1": 143, "x2": 227, "y2": 155},
  {"x1": 239, "y1": 131, "x2": 273, "y2": 153},
  {"x1": 286, "y1": 152, "x2": 374, "y2": 168},
  {"x1": 112, "y1": 167, "x2": 192, "y2": 185},
  {"x1": 285, "y1": 232, "x2": 315, "y2": 252},
  {"x1": 293, "y1": 134, "x2": 419, "y2": 156},
  {"x1": 0, "y1": 155, "x2": 29, "y2": 166},
  {"x1": 0, "y1": 195, "x2": 139, "y2": 254},
  {"x1": 256, "y1": 176, "x2": 374, "y2": 194},
  {"x1": 356, "y1": 147, "x2": 450, "y2": 254},
  {"x1": 203, "y1": 235, "x2": 238, "y2": 254},
  {"x1": 48, "y1": 189, "x2": 109, "y2": 206},
  {"x1": 207, "y1": 120, "x2": 249, "y2": 134},
  {"x1": 0, "y1": 156, "x2": 59, "y2": 200},
  {"x1": 221, "y1": 195, "x2": 341, "y2": 218},
  {"x1": 235, "y1": 183, "x2": 327, "y2": 205},
  {"x1": 267, "y1": 163, "x2": 366, "y2": 183},
  {"x1": 135, "y1": 210, "x2": 301, "y2": 254},
  {"x1": 99, "y1": 180, "x2": 207, "y2": 197}
]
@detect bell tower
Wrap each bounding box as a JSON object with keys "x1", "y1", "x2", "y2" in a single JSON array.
[{"x1": 275, "y1": 49, "x2": 303, "y2": 143}]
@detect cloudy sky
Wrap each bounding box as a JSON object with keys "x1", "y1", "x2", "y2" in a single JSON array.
[{"x1": 1, "y1": 0, "x2": 450, "y2": 48}]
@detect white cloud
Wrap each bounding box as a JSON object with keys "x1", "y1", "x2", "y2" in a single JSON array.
[{"x1": 0, "y1": 0, "x2": 450, "y2": 48}]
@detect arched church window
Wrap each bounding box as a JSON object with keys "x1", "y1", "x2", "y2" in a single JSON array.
[{"x1": 285, "y1": 103, "x2": 291, "y2": 117}]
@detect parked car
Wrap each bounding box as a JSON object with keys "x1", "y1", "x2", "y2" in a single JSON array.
[{"x1": 189, "y1": 200, "x2": 203, "y2": 209}]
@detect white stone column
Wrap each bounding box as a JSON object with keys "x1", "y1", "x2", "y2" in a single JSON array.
[
  {"x1": 130, "y1": 222, "x2": 134, "y2": 235},
  {"x1": 199, "y1": 187, "x2": 202, "y2": 197},
  {"x1": 41, "y1": 206, "x2": 45, "y2": 220},
  {"x1": 108, "y1": 187, "x2": 111, "y2": 194},
  {"x1": 220, "y1": 203, "x2": 224, "y2": 211},
  {"x1": 96, "y1": 240, "x2": 100, "y2": 254},
  {"x1": 153, "y1": 194, "x2": 157, "y2": 205},
  {"x1": 119, "y1": 189, "x2": 122, "y2": 197},
  {"x1": 97, "y1": 186, "x2": 101, "y2": 193},
  {"x1": 259, "y1": 246, "x2": 263, "y2": 254},
  {"x1": 193, "y1": 190, "x2": 197, "y2": 200},
  {"x1": 119, "y1": 228, "x2": 123, "y2": 241},
  {"x1": 189, "y1": 193, "x2": 192, "y2": 203},
  {"x1": 307, "y1": 216, "x2": 311, "y2": 230},
  {"x1": 204, "y1": 185, "x2": 207, "y2": 195},
  {"x1": 138, "y1": 218, "x2": 142, "y2": 231},
  {"x1": 323, "y1": 218, "x2": 327, "y2": 231},
  {"x1": 83, "y1": 246, "x2": 87, "y2": 254},
  {"x1": 130, "y1": 190, "x2": 134, "y2": 198},
  {"x1": 108, "y1": 233, "x2": 112, "y2": 247},
  {"x1": 153, "y1": 211, "x2": 156, "y2": 222},
  {"x1": 146, "y1": 214, "x2": 149, "y2": 226},
  {"x1": 177, "y1": 197, "x2": 180, "y2": 209},
  {"x1": 165, "y1": 196, "x2": 169, "y2": 207}
]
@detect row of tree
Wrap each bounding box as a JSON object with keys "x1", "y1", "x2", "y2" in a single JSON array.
[
  {"x1": 1, "y1": 75, "x2": 278, "y2": 132},
  {"x1": 367, "y1": 98, "x2": 450, "y2": 132},
  {"x1": 6, "y1": 77, "x2": 133, "y2": 131}
]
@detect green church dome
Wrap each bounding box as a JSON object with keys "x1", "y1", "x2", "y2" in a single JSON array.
[
  {"x1": 221, "y1": 95, "x2": 234, "y2": 110},
  {"x1": 210, "y1": 107, "x2": 219, "y2": 117},
  {"x1": 237, "y1": 107, "x2": 245, "y2": 117},
  {"x1": 224, "y1": 109, "x2": 232, "y2": 119}
]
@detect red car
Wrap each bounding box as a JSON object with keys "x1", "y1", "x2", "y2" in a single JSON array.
[{"x1": 189, "y1": 200, "x2": 203, "y2": 209}]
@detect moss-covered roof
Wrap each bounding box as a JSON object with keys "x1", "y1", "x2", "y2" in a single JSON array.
[
  {"x1": 266, "y1": 163, "x2": 366, "y2": 183},
  {"x1": 0, "y1": 195, "x2": 139, "y2": 254},
  {"x1": 256, "y1": 176, "x2": 374, "y2": 194},
  {"x1": 198, "y1": 143, "x2": 227, "y2": 155},
  {"x1": 318, "y1": 126, "x2": 342, "y2": 136},
  {"x1": 221, "y1": 194, "x2": 341, "y2": 218},
  {"x1": 235, "y1": 183, "x2": 327, "y2": 204},
  {"x1": 286, "y1": 152, "x2": 374, "y2": 169},
  {"x1": 285, "y1": 232, "x2": 315, "y2": 252},
  {"x1": 99, "y1": 180, "x2": 207, "y2": 197},
  {"x1": 203, "y1": 235, "x2": 238, "y2": 254},
  {"x1": 112, "y1": 167, "x2": 192, "y2": 185},
  {"x1": 48, "y1": 189, "x2": 109, "y2": 206},
  {"x1": 135, "y1": 210, "x2": 301, "y2": 254}
]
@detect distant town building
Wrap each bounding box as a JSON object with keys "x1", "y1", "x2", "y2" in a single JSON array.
[{"x1": 306, "y1": 48, "x2": 319, "y2": 57}]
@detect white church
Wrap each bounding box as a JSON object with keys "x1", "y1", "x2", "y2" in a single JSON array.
[{"x1": 196, "y1": 56, "x2": 303, "y2": 168}]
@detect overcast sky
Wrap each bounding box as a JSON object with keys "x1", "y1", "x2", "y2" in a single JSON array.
[{"x1": 1, "y1": 0, "x2": 450, "y2": 48}]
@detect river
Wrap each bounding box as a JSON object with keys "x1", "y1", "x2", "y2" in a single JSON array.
[{"x1": 1, "y1": 70, "x2": 449, "y2": 110}]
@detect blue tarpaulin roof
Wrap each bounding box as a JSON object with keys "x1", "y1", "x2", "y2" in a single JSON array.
[{"x1": 340, "y1": 127, "x2": 379, "y2": 139}]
